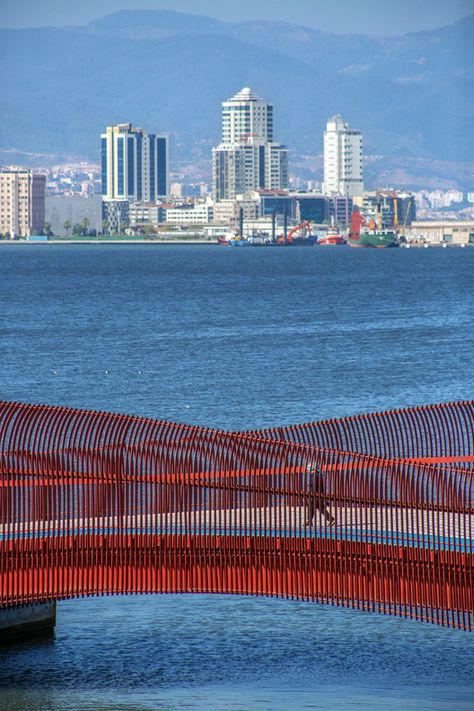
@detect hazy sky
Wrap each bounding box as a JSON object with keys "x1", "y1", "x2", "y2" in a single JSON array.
[{"x1": 1, "y1": 0, "x2": 473, "y2": 34}]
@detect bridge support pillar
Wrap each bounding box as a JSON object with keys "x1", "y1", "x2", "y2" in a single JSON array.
[{"x1": 0, "y1": 603, "x2": 56, "y2": 643}]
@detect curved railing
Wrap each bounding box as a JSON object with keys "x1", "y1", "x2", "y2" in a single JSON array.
[{"x1": 0, "y1": 400, "x2": 473, "y2": 630}]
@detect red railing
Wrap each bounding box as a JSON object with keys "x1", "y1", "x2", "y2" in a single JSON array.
[{"x1": 0, "y1": 400, "x2": 473, "y2": 630}]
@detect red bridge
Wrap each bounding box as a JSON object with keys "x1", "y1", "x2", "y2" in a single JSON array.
[{"x1": 1, "y1": 400, "x2": 473, "y2": 630}]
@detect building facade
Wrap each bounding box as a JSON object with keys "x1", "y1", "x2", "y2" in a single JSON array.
[
  {"x1": 101, "y1": 123, "x2": 169, "y2": 228},
  {"x1": 101, "y1": 123, "x2": 169, "y2": 202},
  {"x1": 408, "y1": 221, "x2": 474, "y2": 245},
  {"x1": 165, "y1": 199, "x2": 213, "y2": 225},
  {"x1": 212, "y1": 88, "x2": 289, "y2": 201},
  {"x1": 221, "y1": 87, "x2": 273, "y2": 144},
  {"x1": 323, "y1": 115, "x2": 363, "y2": 198},
  {"x1": 129, "y1": 202, "x2": 167, "y2": 229},
  {"x1": 0, "y1": 169, "x2": 46, "y2": 238},
  {"x1": 46, "y1": 195, "x2": 102, "y2": 236}
]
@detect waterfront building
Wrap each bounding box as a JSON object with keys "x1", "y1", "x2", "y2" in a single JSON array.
[
  {"x1": 102, "y1": 200, "x2": 130, "y2": 233},
  {"x1": 293, "y1": 194, "x2": 326, "y2": 224},
  {"x1": 0, "y1": 169, "x2": 45, "y2": 238},
  {"x1": 212, "y1": 88, "x2": 289, "y2": 201},
  {"x1": 165, "y1": 199, "x2": 214, "y2": 225},
  {"x1": 408, "y1": 220, "x2": 474, "y2": 246},
  {"x1": 45, "y1": 195, "x2": 102, "y2": 235},
  {"x1": 257, "y1": 192, "x2": 353, "y2": 228},
  {"x1": 323, "y1": 115, "x2": 363, "y2": 198},
  {"x1": 329, "y1": 196, "x2": 353, "y2": 227},
  {"x1": 101, "y1": 123, "x2": 169, "y2": 228},
  {"x1": 101, "y1": 123, "x2": 169, "y2": 202},
  {"x1": 211, "y1": 189, "x2": 355, "y2": 231},
  {"x1": 259, "y1": 190, "x2": 295, "y2": 219},
  {"x1": 212, "y1": 199, "x2": 236, "y2": 225},
  {"x1": 128, "y1": 202, "x2": 167, "y2": 230}
]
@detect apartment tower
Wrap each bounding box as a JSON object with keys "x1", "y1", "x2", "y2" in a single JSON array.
[
  {"x1": 212, "y1": 88, "x2": 288, "y2": 201},
  {"x1": 0, "y1": 169, "x2": 46, "y2": 238},
  {"x1": 323, "y1": 115, "x2": 363, "y2": 197}
]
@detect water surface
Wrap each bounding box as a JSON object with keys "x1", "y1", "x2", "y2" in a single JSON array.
[{"x1": 0, "y1": 245, "x2": 473, "y2": 710}]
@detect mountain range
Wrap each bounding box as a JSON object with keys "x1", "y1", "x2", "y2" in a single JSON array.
[{"x1": 0, "y1": 9, "x2": 473, "y2": 190}]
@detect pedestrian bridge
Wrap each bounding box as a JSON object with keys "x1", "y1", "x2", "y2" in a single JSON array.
[{"x1": 1, "y1": 401, "x2": 472, "y2": 630}]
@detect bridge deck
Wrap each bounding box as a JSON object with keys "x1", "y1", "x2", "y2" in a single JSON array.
[{"x1": 2, "y1": 504, "x2": 472, "y2": 552}]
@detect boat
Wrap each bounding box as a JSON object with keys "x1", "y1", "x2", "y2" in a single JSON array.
[
  {"x1": 217, "y1": 232, "x2": 251, "y2": 247},
  {"x1": 347, "y1": 211, "x2": 397, "y2": 248},
  {"x1": 318, "y1": 219, "x2": 346, "y2": 245},
  {"x1": 274, "y1": 221, "x2": 318, "y2": 246}
]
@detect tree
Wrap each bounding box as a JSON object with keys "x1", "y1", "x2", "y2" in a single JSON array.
[
  {"x1": 63, "y1": 220, "x2": 71, "y2": 237},
  {"x1": 102, "y1": 220, "x2": 109, "y2": 236},
  {"x1": 143, "y1": 224, "x2": 156, "y2": 237},
  {"x1": 43, "y1": 221, "x2": 53, "y2": 237},
  {"x1": 81, "y1": 217, "x2": 90, "y2": 235},
  {"x1": 72, "y1": 223, "x2": 82, "y2": 236}
]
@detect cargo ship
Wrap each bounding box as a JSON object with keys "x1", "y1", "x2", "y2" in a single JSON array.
[{"x1": 347, "y1": 211, "x2": 397, "y2": 248}]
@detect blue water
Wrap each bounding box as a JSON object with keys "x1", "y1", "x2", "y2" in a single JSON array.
[{"x1": 0, "y1": 245, "x2": 473, "y2": 710}]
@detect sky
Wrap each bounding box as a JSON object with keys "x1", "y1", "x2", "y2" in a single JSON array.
[{"x1": 0, "y1": 0, "x2": 473, "y2": 34}]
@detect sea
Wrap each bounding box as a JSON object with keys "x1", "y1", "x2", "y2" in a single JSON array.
[{"x1": 0, "y1": 244, "x2": 473, "y2": 711}]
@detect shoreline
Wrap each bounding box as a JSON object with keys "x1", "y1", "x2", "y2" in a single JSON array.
[
  {"x1": 0, "y1": 239, "x2": 217, "y2": 245},
  {"x1": 0, "y1": 240, "x2": 473, "y2": 248}
]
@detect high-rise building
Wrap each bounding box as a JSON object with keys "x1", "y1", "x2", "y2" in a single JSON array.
[
  {"x1": 212, "y1": 88, "x2": 288, "y2": 201},
  {"x1": 221, "y1": 87, "x2": 273, "y2": 144},
  {"x1": 0, "y1": 169, "x2": 46, "y2": 238},
  {"x1": 101, "y1": 123, "x2": 169, "y2": 229},
  {"x1": 323, "y1": 115, "x2": 363, "y2": 197},
  {"x1": 101, "y1": 123, "x2": 169, "y2": 202}
]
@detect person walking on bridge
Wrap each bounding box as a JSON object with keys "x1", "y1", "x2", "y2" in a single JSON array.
[{"x1": 304, "y1": 462, "x2": 336, "y2": 526}]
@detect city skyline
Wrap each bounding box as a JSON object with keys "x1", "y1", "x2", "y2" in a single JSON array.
[{"x1": 1, "y1": 8, "x2": 472, "y2": 192}]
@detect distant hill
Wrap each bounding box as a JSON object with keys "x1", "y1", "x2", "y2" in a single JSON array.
[{"x1": 0, "y1": 10, "x2": 473, "y2": 189}]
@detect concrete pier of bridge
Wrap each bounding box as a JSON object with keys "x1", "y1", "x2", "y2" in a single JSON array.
[{"x1": 0, "y1": 603, "x2": 56, "y2": 643}]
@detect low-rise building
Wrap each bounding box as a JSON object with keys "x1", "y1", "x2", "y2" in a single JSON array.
[
  {"x1": 165, "y1": 199, "x2": 213, "y2": 225},
  {"x1": 46, "y1": 195, "x2": 102, "y2": 235},
  {"x1": 102, "y1": 199, "x2": 129, "y2": 232},
  {"x1": 408, "y1": 220, "x2": 474, "y2": 245},
  {"x1": 212, "y1": 200, "x2": 235, "y2": 225},
  {"x1": 129, "y1": 202, "x2": 167, "y2": 229}
]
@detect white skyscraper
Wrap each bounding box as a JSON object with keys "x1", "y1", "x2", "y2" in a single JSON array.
[
  {"x1": 212, "y1": 88, "x2": 288, "y2": 201},
  {"x1": 323, "y1": 115, "x2": 363, "y2": 197},
  {"x1": 221, "y1": 87, "x2": 273, "y2": 144}
]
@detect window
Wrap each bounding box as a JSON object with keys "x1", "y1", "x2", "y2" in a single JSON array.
[
  {"x1": 117, "y1": 138, "x2": 124, "y2": 195},
  {"x1": 127, "y1": 137, "x2": 135, "y2": 197}
]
